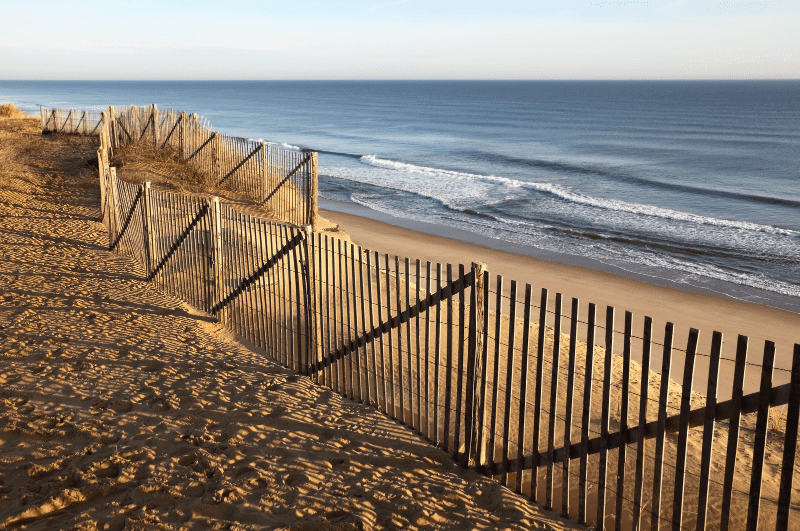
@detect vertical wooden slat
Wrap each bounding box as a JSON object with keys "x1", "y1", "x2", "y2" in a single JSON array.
[
  {"x1": 579, "y1": 303, "x2": 596, "y2": 525},
  {"x1": 463, "y1": 262, "x2": 482, "y2": 468},
  {"x1": 424, "y1": 262, "x2": 432, "y2": 439},
  {"x1": 488, "y1": 275, "x2": 503, "y2": 477},
  {"x1": 443, "y1": 264, "x2": 455, "y2": 452},
  {"x1": 652, "y1": 322, "x2": 675, "y2": 531},
  {"x1": 563, "y1": 297, "x2": 579, "y2": 518},
  {"x1": 385, "y1": 254, "x2": 397, "y2": 419},
  {"x1": 776, "y1": 344, "x2": 800, "y2": 529},
  {"x1": 501, "y1": 280, "x2": 517, "y2": 486},
  {"x1": 515, "y1": 285, "x2": 532, "y2": 492},
  {"x1": 597, "y1": 306, "x2": 614, "y2": 530},
  {"x1": 633, "y1": 316, "x2": 653, "y2": 531},
  {"x1": 324, "y1": 236, "x2": 334, "y2": 388},
  {"x1": 615, "y1": 311, "x2": 633, "y2": 531},
  {"x1": 415, "y1": 259, "x2": 422, "y2": 433},
  {"x1": 375, "y1": 251, "x2": 388, "y2": 411},
  {"x1": 697, "y1": 330, "x2": 723, "y2": 531},
  {"x1": 366, "y1": 251, "x2": 378, "y2": 404},
  {"x1": 291, "y1": 226, "x2": 305, "y2": 373},
  {"x1": 672, "y1": 328, "x2": 699, "y2": 531},
  {"x1": 351, "y1": 244, "x2": 363, "y2": 400},
  {"x1": 746, "y1": 341, "x2": 775, "y2": 531},
  {"x1": 454, "y1": 263, "x2": 466, "y2": 461},
  {"x1": 547, "y1": 294, "x2": 563, "y2": 510},
  {"x1": 434, "y1": 263, "x2": 443, "y2": 444},
  {"x1": 396, "y1": 256, "x2": 405, "y2": 422},
  {"x1": 475, "y1": 268, "x2": 490, "y2": 470},
  {"x1": 532, "y1": 288, "x2": 548, "y2": 502},
  {"x1": 720, "y1": 335, "x2": 749, "y2": 531},
  {"x1": 406, "y1": 258, "x2": 415, "y2": 428},
  {"x1": 358, "y1": 247, "x2": 369, "y2": 404},
  {"x1": 338, "y1": 240, "x2": 349, "y2": 395}
]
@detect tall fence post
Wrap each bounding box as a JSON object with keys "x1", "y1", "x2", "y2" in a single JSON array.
[
  {"x1": 468, "y1": 261, "x2": 487, "y2": 466},
  {"x1": 209, "y1": 197, "x2": 225, "y2": 324},
  {"x1": 140, "y1": 182, "x2": 155, "y2": 277},
  {"x1": 152, "y1": 104, "x2": 159, "y2": 149}
]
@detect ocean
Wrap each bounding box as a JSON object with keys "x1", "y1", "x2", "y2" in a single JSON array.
[{"x1": 3, "y1": 80, "x2": 798, "y2": 312}]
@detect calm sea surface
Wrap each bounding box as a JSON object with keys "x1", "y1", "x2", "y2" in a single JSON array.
[{"x1": 3, "y1": 80, "x2": 798, "y2": 311}]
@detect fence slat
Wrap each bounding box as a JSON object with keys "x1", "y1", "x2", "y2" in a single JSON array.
[
  {"x1": 515, "y1": 285, "x2": 532, "y2": 492},
  {"x1": 532, "y1": 288, "x2": 548, "y2": 502},
  {"x1": 777, "y1": 344, "x2": 800, "y2": 529},
  {"x1": 386, "y1": 254, "x2": 397, "y2": 419},
  {"x1": 547, "y1": 293, "x2": 563, "y2": 510},
  {"x1": 407, "y1": 258, "x2": 416, "y2": 430},
  {"x1": 475, "y1": 268, "x2": 490, "y2": 470},
  {"x1": 579, "y1": 302, "x2": 596, "y2": 525},
  {"x1": 395, "y1": 256, "x2": 405, "y2": 420},
  {"x1": 632, "y1": 316, "x2": 653, "y2": 531},
  {"x1": 444, "y1": 264, "x2": 455, "y2": 452},
  {"x1": 746, "y1": 340, "x2": 775, "y2": 531},
  {"x1": 597, "y1": 305, "x2": 614, "y2": 531},
  {"x1": 697, "y1": 330, "x2": 723, "y2": 531},
  {"x1": 488, "y1": 275, "x2": 503, "y2": 477},
  {"x1": 651, "y1": 322, "x2": 675, "y2": 531},
  {"x1": 615, "y1": 311, "x2": 633, "y2": 531},
  {"x1": 424, "y1": 261, "x2": 432, "y2": 439},
  {"x1": 672, "y1": 328, "x2": 699, "y2": 530},
  {"x1": 562, "y1": 297, "x2": 579, "y2": 517},
  {"x1": 720, "y1": 335, "x2": 749, "y2": 531},
  {"x1": 501, "y1": 280, "x2": 517, "y2": 487},
  {"x1": 454, "y1": 263, "x2": 467, "y2": 462}
]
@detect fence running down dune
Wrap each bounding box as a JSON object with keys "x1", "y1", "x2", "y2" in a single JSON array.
[
  {"x1": 42, "y1": 105, "x2": 318, "y2": 229},
  {"x1": 95, "y1": 158, "x2": 800, "y2": 530}
]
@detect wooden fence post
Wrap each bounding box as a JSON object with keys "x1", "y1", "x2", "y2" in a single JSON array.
[
  {"x1": 140, "y1": 182, "x2": 154, "y2": 277},
  {"x1": 152, "y1": 104, "x2": 159, "y2": 149},
  {"x1": 39, "y1": 107, "x2": 45, "y2": 132},
  {"x1": 209, "y1": 197, "x2": 225, "y2": 324},
  {"x1": 469, "y1": 261, "x2": 487, "y2": 465}
]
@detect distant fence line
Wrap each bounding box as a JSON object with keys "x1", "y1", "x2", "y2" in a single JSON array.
[
  {"x1": 94, "y1": 154, "x2": 800, "y2": 530},
  {"x1": 41, "y1": 105, "x2": 318, "y2": 229}
]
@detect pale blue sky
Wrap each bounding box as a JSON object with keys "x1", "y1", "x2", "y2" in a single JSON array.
[{"x1": 1, "y1": 0, "x2": 798, "y2": 79}]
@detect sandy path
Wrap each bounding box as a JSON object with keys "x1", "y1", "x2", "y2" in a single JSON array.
[{"x1": 0, "y1": 118, "x2": 584, "y2": 530}]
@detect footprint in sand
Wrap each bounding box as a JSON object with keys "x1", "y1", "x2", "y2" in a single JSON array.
[
  {"x1": 283, "y1": 472, "x2": 309, "y2": 488},
  {"x1": 91, "y1": 460, "x2": 121, "y2": 479},
  {"x1": 184, "y1": 481, "x2": 205, "y2": 498}
]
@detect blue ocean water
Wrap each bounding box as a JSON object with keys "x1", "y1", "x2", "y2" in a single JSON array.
[{"x1": 3, "y1": 80, "x2": 798, "y2": 310}]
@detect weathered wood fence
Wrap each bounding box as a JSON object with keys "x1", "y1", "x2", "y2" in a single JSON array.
[
  {"x1": 43, "y1": 104, "x2": 318, "y2": 229},
  {"x1": 94, "y1": 141, "x2": 800, "y2": 531}
]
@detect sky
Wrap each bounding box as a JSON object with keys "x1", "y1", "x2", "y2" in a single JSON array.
[{"x1": 1, "y1": 0, "x2": 798, "y2": 79}]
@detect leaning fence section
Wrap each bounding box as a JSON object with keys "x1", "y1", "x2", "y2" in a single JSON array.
[
  {"x1": 43, "y1": 104, "x2": 318, "y2": 229},
  {"x1": 96, "y1": 156, "x2": 800, "y2": 531}
]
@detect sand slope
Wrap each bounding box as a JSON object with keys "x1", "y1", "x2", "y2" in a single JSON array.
[{"x1": 0, "y1": 119, "x2": 584, "y2": 529}]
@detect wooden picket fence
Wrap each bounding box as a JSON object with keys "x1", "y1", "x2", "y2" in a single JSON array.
[
  {"x1": 96, "y1": 162, "x2": 800, "y2": 531},
  {"x1": 42, "y1": 104, "x2": 318, "y2": 229}
]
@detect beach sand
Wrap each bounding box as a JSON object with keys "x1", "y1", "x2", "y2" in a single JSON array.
[{"x1": 0, "y1": 116, "x2": 585, "y2": 529}]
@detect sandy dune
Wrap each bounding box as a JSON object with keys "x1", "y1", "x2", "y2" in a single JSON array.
[{"x1": 0, "y1": 117, "x2": 584, "y2": 529}]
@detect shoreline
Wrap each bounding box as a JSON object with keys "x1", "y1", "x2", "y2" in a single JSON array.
[{"x1": 320, "y1": 202, "x2": 800, "y2": 397}]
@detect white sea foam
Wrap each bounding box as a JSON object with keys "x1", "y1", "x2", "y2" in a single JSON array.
[{"x1": 358, "y1": 155, "x2": 798, "y2": 236}]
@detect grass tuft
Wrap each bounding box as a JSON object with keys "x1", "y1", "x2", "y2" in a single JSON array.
[{"x1": 0, "y1": 103, "x2": 28, "y2": 119}]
